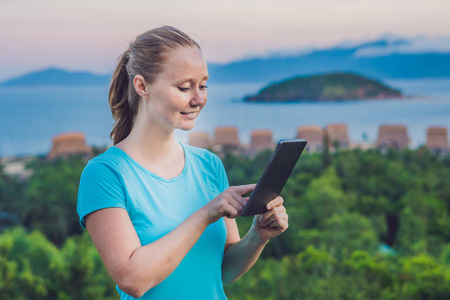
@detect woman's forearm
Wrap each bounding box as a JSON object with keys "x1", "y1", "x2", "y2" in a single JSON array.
[
  {"x1": 221, "y1": 196, "x2": 289, "y2": 284},
  {"x1": 87, "y1": 207, "x2": 211, "y2": 298},
  {"x1": 221, "y1": 228, "x2": 269, "y2": 284},
  {"x1": 127, "y1": 209, "x2": 211, "y2": 293}
]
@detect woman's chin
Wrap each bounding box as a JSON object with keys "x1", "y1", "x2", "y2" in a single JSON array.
[{"x1": 177, "y1": 123, "x2": 196, "y2": 131}]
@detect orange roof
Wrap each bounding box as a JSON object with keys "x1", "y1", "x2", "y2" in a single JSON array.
[
  {"x1": 213, "y1": 126, "x2": 240, "y2": 146},
  {"x1": 188, "y1": 132, "x2": 212, "y2": 149},
  {"x1": 297, "y1": 125, "x2": 323, "y2": 142},
  {"x1": 249, "y1": 129, "x2": 274, "y2": 154},
  {"x1": 297, "y1": 125, "x2": 323, "y2": 151},
  {"x1": 426, "y1": 127, "x2": 449, "y2": 150},
  {"x1": 325, "y1": 123, "x2": 350, "y2": 147},
  {"x1": 375, "y1": 125, "x2": 410, "y2": 149},
  {"x1": 48, "y1": 132, "x2": 92, "y2": 159}
]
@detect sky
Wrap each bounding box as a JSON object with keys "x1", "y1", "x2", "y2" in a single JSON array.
[{"x1": 1, "y1": 0, "x2": 449, "y2": 81}]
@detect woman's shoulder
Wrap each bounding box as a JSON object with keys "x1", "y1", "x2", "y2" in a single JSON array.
[
  {"x1": 182, "y1": 143, "x2": 223, "y2": 168},
  {"x1": 83, "y1": 146, "x2": 129, "y2": 174}
]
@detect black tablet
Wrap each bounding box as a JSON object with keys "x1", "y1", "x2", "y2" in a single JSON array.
[{"x1": 241, "y1": 139, "x2": 307, "y2": 217}]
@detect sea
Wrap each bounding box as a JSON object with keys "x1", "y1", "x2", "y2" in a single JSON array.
[{"x1": 0, "y1": 79, "x2": 449, "y2": 157}]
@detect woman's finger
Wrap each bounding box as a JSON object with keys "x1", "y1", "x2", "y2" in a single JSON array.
[
  {"x1": 259, "y1": 209, "x2": 275, "y2": 225},
  {"x1": 266, "y1": 196, "x2": 284, "y2": 210},
  {"x1": 260, "y1": 211, "x2": 288, "y2": 227},
  {"x1": 271, "y1": 205, "x2": 286, "y2": 213},
  {"x1": 259, "y1": 205, "x2": 285, "y2": 224},
  {"x1": 224, "y1": 205, "x2": 239, "y2": 219},
  {"x1": 228, "y1": 189, "x2": 248, "y2": 207},
  {"x1": 266, "y1": 218, "x2": 289, "y2": 231},
  {"x1": 227, "y1": 197, "x2": 246, "y2": 213},
  {"x1": 230, "y1": 184, "x2": 256, "y2": 196}
]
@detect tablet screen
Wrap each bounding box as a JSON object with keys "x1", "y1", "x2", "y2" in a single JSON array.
[{"x1": 241, "y1": 139, "x2": 307, "y2": 217}]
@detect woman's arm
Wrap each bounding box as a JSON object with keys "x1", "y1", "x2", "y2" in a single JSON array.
[
  {"x1": 222, "y1": 196, "x2": 289, "y2": 283},
  {"x1": 85, "y1": 184, "x2": 254, "y2": 298}
]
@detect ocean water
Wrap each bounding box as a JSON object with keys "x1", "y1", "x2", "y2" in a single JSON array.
[{"x1": 0, "y1": 79, "x2": 449, "y2": 157}]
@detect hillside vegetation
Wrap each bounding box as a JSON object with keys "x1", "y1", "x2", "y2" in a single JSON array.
[
  {"x1": 0, "y1": 147, "x2": 449, "y2": 299},
  {"x1": 245, "y1": 73, "x2": 402, "y2": 102}
]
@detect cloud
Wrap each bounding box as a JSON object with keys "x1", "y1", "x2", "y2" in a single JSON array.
[{"x1": 355, "y1": 35, "x2": 450, "y2": 57}]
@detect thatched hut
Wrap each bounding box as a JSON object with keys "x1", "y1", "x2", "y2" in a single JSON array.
[
  {"x1": 188, "y1": 132, "x2": 212, "y2": 149},
  {"x1": 212, "y1": 126, "x2": 242, "y2": 155},
  {"x1": 248, "y1": 129, "x2": 274, "y2": 156},
  {"x1": 426, "y1": 127, "x2": 449, "y2": 152},
  {"x1": 325, "y1": 123, "x2": 351, "y2": 149},
  {"x1": 296, "y1": 125, "x2": 323, "y2": 152},
  {"x1": 48, "y1": 132, "x2": 92, "y2": 160},
  {"x1": 375, "y1": 125, "x2": 410, "y2": 150}
]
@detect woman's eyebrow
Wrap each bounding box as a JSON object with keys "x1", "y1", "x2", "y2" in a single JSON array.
[{"x1": 175, "y1": 75, "x2": 209, "y2": 84}]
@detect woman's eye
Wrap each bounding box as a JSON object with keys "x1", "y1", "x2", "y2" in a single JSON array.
[
  {"x1": 200, "y1": 85, "x2": 208, "y2": 90},
  {"x1": 178, "y1": 87, "x2": 190, "y2": 92}
]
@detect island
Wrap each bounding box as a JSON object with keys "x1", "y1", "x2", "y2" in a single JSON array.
[{"x1": 244, "y1": 72, "x2": 402, "y2": 102}]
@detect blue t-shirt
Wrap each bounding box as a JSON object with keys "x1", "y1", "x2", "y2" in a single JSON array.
[{"x1": 77, "y1": 144, "x2": 229, "y2": 299}]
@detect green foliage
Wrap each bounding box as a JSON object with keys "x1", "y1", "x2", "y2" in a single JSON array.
[
  {"x1": 1, "y1": 147, "x2": 450, "y2": 298},
  {"x1": 0, "y1": 227, "x2": 116, "y2": 300},
  {"x1": 0, "y1": 227, "x2": 64, "y2": 299},
  {"x1": 393, "y1": 254, "x2": 450, "y2": 299},
  {"x1": 225, "y1": 148, "x2": 450, "y2": 298},
  {"x1": 245, "y1": 72, "x2": 402, "y2": 102},
  {"x1": 59, "y1": 232, "x2": 116, "y2": 299},
  {"x1": 0, "y1": 165, "x2": 22, "y2": 228},
  {"x1": 18, "y1": 156, "x2": 86, "y2": 244},
  {"x1": 225, "y1": 246, "x2": 450, "y2": 300}
]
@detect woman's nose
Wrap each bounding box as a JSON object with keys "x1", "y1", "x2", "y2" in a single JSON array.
[{"x1": 190, "y1": 89, "x2": 206, "y2": 106}]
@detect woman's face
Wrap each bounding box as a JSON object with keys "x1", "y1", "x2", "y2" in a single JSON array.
[{"x1": 141, "y1": 46, "x2": 209, "y2": 132}]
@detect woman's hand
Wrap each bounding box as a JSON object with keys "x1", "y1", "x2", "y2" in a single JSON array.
[
  {"x1": 204, "y1": 184, "x2": 256, "y2": 224},
  {"x1": 251, "y1": 196, "x2": 289, "y2": 242}
]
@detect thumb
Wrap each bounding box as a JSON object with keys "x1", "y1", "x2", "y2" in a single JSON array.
[{"x1": 230, "y1": 184, "x2": 256, "y2": 196}]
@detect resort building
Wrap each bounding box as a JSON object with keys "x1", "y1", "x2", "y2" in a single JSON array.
[
  {"x1": 375, "y1": 125, "x2": 410, "y2": 150},
  {"x1": 248, "y1": 129, "x2": 274, "y2": 156},
  {"x1": 426, "y1": 127, "x2": 450, "y2": 153},
  {"x1": 188, "y1": 132, "x2": 212, "y2": 149},
  {"x1": 296, "y1": 125, "x2": 323, "y2": 152},
  {"x1": 212, "y1": 126, "x2": 242, "y2": 155},
  {"x1": 47, "y1": 132, "x2": 93, "y2": 160},
  {"x1": 325, "y1": 123, "x2": 351, "y2": 149}
]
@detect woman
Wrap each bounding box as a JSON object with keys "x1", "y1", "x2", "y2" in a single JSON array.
[{"x1": 77, "y1": 26, "x2": 289, "y2": 299}]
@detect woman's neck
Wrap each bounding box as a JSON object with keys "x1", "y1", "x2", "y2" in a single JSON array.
[{"x1": 116, "y1": 120, "x2": 179, "y2": 163}]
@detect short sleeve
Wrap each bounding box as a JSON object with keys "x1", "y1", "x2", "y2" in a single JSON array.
[{"x1": 77, "y1": 161, "x2": 127, "y2": 228}]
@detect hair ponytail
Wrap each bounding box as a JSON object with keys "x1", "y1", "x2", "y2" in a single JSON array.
[
  {"x1": 109, "y1": 50, "x2": 137, "y2": 145},
  {"x1": 108, "y1": 26, "x2": 201, "y2": 145}
]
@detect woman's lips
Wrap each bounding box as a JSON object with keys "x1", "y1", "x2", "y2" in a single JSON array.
[{"x1": 181, "y1": 111, "x2": 198, "y2": 119}]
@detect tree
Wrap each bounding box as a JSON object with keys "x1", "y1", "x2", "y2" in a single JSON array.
[
  {"x1": 0, "y1": 227, "x2": 117, "y2": 299},
  {"x1": 21, "y1": 157, "x2": 86, "y2": 245},
  {"x1": 0, "y1": 164, "x2": 23, "y2": 224},
  {"x1": 0, "y1": 227, "x2": 64, "y2": 299}
]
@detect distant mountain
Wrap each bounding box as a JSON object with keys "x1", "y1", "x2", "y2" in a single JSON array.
[
  {"x1": 0, "y1": 68, "x2": 110, "y2": 87},
  {"x1": 207, "y1": 37, "x2": 450, "y2": 83},
  {"x1": 245, "y1": 72, "x2": 402, "y2": 102},
  {"x1": 1, "y1": 36, "x2": 450, "y2": 87}
]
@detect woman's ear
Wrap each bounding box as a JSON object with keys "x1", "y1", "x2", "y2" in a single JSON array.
[{"x1": 133, "y1": 75, "x2": 149, "y2": 99}]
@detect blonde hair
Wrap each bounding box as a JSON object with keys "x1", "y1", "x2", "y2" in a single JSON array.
[{"x1": 109, "y1": 26, "x2": 201, "y2": 145}]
